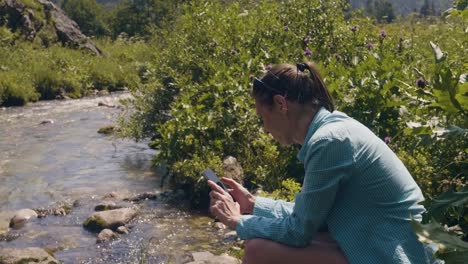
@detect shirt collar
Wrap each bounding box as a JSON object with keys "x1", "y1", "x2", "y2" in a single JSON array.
[{"x1": 297, "y1": 107, "x2": 331, "y2": 162}]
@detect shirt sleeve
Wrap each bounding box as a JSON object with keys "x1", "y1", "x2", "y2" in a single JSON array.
[
  {"x1": 236, "y1": 137, "x2": 354, "y2": 247},
  {"x1": 253, "y1": 196, "x2": 295, "y2": 218}
]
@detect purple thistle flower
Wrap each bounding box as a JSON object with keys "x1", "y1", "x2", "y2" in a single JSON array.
[
  {"x1": 384, "y1": 136, "x2": 391, "y2": 144},
  {"x1": 284, "y1": 25, "x2": 289, "y2": 31},
  {"x1": 304, "y1": 48, "x2": 313, "y2": 56},
  {"x1": 380, "y1": 30, "x2": 387, "y2": 39},
  {"x1": 351, "y1": 25, "x2": 359, "y2": 32},
  {"x1": 366, "y1": 42, "x2": 374, "y2": 50},
  {"x1": 303, "y1": 36, "x2": 311, "y2": 45},
  {"x1": 416, "y1": 78, "x2": 426, "y2": 88}
]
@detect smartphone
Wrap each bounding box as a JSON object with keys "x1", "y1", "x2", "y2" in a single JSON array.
[{"x1": 202, "y1": 168, "x2": 228, "y2": 192}]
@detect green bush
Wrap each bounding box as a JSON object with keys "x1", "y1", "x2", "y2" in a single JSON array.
[{"x1": 0, "y1": 71, "x2": 39, "y2": 106}]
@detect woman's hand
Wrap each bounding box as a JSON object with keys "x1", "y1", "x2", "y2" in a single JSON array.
[
  {"x1": 208, "y1": 180, "x2": 241, "y2": 229},
  {"x1": 221, "y1": 177, "x2": 256, "y2": 214}
]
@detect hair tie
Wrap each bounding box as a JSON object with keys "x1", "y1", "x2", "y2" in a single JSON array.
[{"x1": 296, "y1": 63, "x2": 308, "y2": 72}]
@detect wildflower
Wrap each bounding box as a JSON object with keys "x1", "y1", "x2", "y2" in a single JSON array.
[
  {"x1": 380, "y1": 30, "x2": 387, "y2": 39},
  {"x1": 416, "y1": 78, "x2": 426, "y2": 88},
  {"x1": 265, "y1": 64, "x2": 272, "y2": 71},
  {"x1": 303, "y1": 36, "x2": 311, "y2": 45},
  {"x1": 366, "y1": 42, "x2": 374, "y2": 50},
  {"x1": 384, "y1": 136, "x2": 391, "y2": 144},
  {"x1": 284, "y1": 25, "x2": 289, "y2": 31},
  {"x1": 304, "y1": 48, "x2": 312, "y2": 56},
  {"x1": 351, "y1": 25, "x2": 359, "y2": 32}
]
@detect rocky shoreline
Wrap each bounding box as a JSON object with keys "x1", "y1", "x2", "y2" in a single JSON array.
[{"x1": 0, "y1": 189, "x2": 243, "y2": 264}]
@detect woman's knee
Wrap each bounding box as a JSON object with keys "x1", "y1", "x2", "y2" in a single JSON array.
[{"x1": 243, "y1": 239, "x2": 269, "y2": 264}]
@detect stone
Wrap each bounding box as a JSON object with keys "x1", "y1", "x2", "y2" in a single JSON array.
[
  {"x1": 0, "y1": 247, "x2": 59, "y2": 264},
  {"x1": 192, "y1": 251, "x2": 215, "y2": 262},
  {"x1": 39, "y1": 119, "x2": 54, "y2": 125},
  {"x1": 223, "y1": 231, "x2": 238, "y2": 242},
  {"x1": 0, "y1": 212, "x2": 14, "y2": 236},
  {"x1": 187, "y1": 251, "x2": 240, "y2": 264},
  {"x1": 223, "y1": 156, "x2": 244, "y2": 184},
  {"x1": 0, "y1": 0, "x2": 43, "y2": 40},
  {"x1": 83, "y1": 208, "x2": 137, "y2": 232},
  {"x1": 116, "y1": 226, "x2": 129, "y2": 234},
  {"x1": 123, "y1": 192, "x2": 158, "y2": 202},
  {"x1": 97, "y1": 125, "x2": 116, "y2": 135},
  {"x1": 96, "y1": 228, "x2": 118, "y2": 243},
  {"x1": 97, "y1": 101, "x2": 115, "y2": 108},
  {"x1": 214, "y1": 222, "x2": 227, "y2": 230},
  {"x1": 9, "y1": 208, "x2": 38, "y2": 229},
  {"x1": 94, "y1": 201, "x2": 122, "y2": 211}
]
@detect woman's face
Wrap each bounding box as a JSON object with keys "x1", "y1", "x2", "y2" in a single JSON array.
[{"x1": 255, "y1": 97, "x2": 292, "y2": 146}]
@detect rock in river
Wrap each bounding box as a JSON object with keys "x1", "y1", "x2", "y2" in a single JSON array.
[
  {"x1": 0, "y1": 247, "x2": 60, "y2": 264},
  {"x1": 96, "y1": 228, "x2": 118, "y2": 243},
  {"x1": 9, "y1": 208, "x2": 38, "y2": 229},
  {"x1": 83, "y1": 208, "x2": 137, "y2": 232}
]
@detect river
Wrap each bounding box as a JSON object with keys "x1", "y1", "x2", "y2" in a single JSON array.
[{"x1": 0, "y1": 94, "x2": 235, "y2": 263}]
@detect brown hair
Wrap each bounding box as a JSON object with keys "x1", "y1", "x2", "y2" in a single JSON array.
[{"x1": 252, "y1": 62, "x2": 335, "y2": 112}]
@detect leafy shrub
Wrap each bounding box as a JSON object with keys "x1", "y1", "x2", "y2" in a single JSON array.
[{"x1": 0, "y1": 71, "x2": 39, "y2": 106}]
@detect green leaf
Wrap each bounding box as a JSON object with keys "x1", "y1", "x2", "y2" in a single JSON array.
[
  {"x1": 412, "y1": 218, "x2": 468, "y2": 253},
  {"x1": 427, "y1": 186, "x2": 468, "y2": 221}
]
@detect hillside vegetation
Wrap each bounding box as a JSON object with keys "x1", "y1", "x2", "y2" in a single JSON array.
[{"x1": 0, "y1": 0, "x2": 466, "y2": 261}]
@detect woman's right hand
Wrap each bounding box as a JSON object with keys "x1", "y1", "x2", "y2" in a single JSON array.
[{"x1": 221, "y1": 177, "x2": 255, "y2": 214}]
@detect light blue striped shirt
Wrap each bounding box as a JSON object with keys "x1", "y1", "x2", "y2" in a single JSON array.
[{"x1": 236, "y1": 107, "x2": 431, "y2": 263}]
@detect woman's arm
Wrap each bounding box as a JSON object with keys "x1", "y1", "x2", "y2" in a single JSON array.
[{"x1": 236, "y1": 137, "x2": 353, "y2": 247}]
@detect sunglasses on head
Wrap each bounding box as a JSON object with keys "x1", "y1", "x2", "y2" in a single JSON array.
[{"x1": 253, "y1": 78, "x2": 285, "y2": 95}]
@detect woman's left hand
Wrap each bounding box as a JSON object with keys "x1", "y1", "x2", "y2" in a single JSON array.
[{"x1": 208, "y1": 180, "x2": 241, "y2": 229}]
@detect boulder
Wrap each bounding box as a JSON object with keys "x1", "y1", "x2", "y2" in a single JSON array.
[
  {"x1": 0, "y1": 0, "x2": 43, "y2": 40},
  {"x1": 0, "y1": 212, "x2": 13, "y2": 235},
  {"x1": 37, "y1": 0, "x2": 101, "y2": 55},
  {"x1": 223, "y1": 156, "x2": 244, "y2": 184},
  {"x1": 96, "y1": 228, "x2": 118, "y2": 243},
  {"x1": 9, "y1": 208, "x2": 37, "y2": 229},
  {"x1": 0, "y1": 0, "x2": 101, "y2": 55},
  {"x1": 83, "y1": 208, "x2": 137, "y2": 232},
  {"x1": 0, "y1": 247, "x2": 59, "y2": 264}
]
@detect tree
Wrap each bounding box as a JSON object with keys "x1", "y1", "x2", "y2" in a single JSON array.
[
  {"x1": 420, "y1": 0, "x2": 437, "y2": 16},
  {"x1": 62, "y1": 0, "x2": 109, "y2": 37},
  {"x1": 374, "y1": 0, "x2": 395, "y2": 23},
  {"x1": 110, "y1": 0, "x2": 180, "y2": 37}
]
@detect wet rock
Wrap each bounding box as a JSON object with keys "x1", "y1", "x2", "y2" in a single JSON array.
[
  {"x1": 223, "y1": 156, "x2": 244, "y2": 184},
  {"x1": 116, "y1": 226, "x2": 129, "y2": 234},
  {"x1": 188, "y1": 251, "x2": 240, "y2": 264},
  {"x1": 83, "y1": 208, "x2": 137, "y2": 232},
  {"x1": 35, "y1": 202, "x2": 72, "y2": 218},
  {"x1": 39, "y1": 119, "x2": 54, "y2": 125},
  {"x1": 96, "y1": 228, "x2": 118, "y2": 243},
  {"x1": 0, "y1": 247, "x2": 59, "y2": 264},
  {"x1": 94, "y1": 201, "x2": 122, "y2": 211},
  {"x1": 9, "y1": 208, "x2": 37, "y2": 229},
  {"x1": 97, "y1": 125, "x2": 116, "y2": 135},
  {"x1": 97, "y1": 101, "x2": 115, "y2": 108},
  {"x1": 224, "y1": 231, "x2": 238, "y2": 242},
  {"x1": 123, "y1": 192, "x2": 158, "y2": 203}
]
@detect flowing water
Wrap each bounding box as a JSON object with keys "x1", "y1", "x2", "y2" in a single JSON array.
[{"x1": 0, "y1": 94, "x2": 233, "y2": 263}]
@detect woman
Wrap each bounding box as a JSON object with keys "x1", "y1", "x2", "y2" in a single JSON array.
[{"x1": 208, "y1": 62, "x2": 431, "y2": 264}]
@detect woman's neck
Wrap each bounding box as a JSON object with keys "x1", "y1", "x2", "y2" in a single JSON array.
[{"x1": 289, "y1": 104, "x2": 318, "y2": 145}]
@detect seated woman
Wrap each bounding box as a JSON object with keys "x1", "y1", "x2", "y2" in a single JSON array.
[{"x1": 208, "y1": 62, "x2": 432, "y2": 264}]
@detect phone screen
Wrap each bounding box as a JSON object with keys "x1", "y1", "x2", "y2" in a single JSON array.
[{"x1": 202, "y1": 169, "x2": 228, "y2": 191}]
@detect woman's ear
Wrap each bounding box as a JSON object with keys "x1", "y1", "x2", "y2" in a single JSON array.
[{"x1": 273, "y1": 95, "x2": 288, "y2": 113}]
